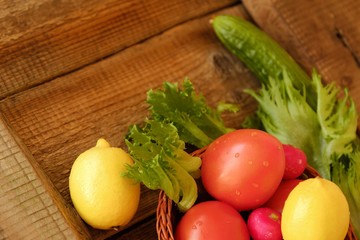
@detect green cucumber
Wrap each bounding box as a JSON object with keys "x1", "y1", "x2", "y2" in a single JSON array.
[{"x1": 212, "y1": 15, "x2": 317, "y2": 110}]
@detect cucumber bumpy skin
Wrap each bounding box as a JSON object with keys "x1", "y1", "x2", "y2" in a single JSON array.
[{"x1": 212, "y1": 15, "x2": 317, "y2": 110}]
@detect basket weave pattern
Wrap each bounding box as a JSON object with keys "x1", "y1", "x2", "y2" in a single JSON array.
[
  {"x1": 156, "y1": 149, "x2": 357, "y2": 240},
  {"x1": 156, "y1": 191, "x2": 174, "y2": 240}
]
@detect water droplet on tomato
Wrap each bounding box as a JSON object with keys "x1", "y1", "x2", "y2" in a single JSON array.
[
  {"x1": 252, "y1": 183, "x2": 259, "y2": 188},
  {"x1": 263, "y1": 161, "x2": 269, "y2": 167},
  {"x1": 192, "y1": 225, "x2": 197, "y2": 229},
  {"x1": 235, "y1": 153, "x2": 240, "y2": 158},
  {"x1": 248, "y1": 160, "x2": 253, "y2": 165}
]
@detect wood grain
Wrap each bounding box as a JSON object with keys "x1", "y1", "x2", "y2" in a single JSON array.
[
  {"x1": 0, "y1": 4, "x2": 256, "y2": 239},
  {"x1": 243, "y1": 0, "x2": 360, "y2": 125},
  {"x1": 0, "y1": 0, "x2": 237, "y2": 99},
  {"x1": 0, "y1": 114, "x2": 92, "y2": 239}
]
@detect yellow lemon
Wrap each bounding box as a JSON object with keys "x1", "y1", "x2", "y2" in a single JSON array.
[
  {"x1": 69, "y1": 138, "x2": 140, "y2": 230},
  {"x1": 281, "y1": 177, "x2": 350, "y2": 240}
]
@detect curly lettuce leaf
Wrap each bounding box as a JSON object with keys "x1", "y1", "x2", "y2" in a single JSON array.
[
  {"x1": 244, "y1": 70, "x2": 326, "y2": 177},
  {"x1": 315, "y1": 72, "x2": 358, "y2": 157}
]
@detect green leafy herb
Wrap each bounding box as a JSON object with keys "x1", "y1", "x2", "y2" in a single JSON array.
[
  {"x1": 124, "y1": 79, "x2": 237, "y2": 212},
  {"x1": 124, "y1": 120, "x2": 201, "y2": 212},
  {"x1": 147, "y1": 78, "x2": 236, "y2": 148}
]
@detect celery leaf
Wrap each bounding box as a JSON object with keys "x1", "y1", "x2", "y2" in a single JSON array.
[
  {"x1": 124, "y1": 120, "x2": 201, "y2": 211},
  {"x1": 147, "y1": 78, "x2": 235, "y2": 148}
]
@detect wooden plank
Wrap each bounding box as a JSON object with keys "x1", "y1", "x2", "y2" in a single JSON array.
[
  {"x1": 0, "y1": 114, "x2": 92, "y2": 239},
  {"x1": 0, "y1": 0, "x2": 237, "y2": 99},
  {"x1": 0, "y1": 4, "x2": 256, "y2": 239},
  {"x1": 243, "y1": 0, "x2": 360, "y2": 125}
]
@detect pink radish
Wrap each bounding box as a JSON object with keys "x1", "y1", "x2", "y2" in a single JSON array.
[
  {"x1": 282, "y1": 144, "x2": 307, "y2": 179},
  {"x1": 247, "y1": 207, "x2": 282, "y2": 240}
]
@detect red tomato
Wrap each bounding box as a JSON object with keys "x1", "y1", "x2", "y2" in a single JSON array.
[
  {"x1": 201, "y1": 129, "x2": 285, "y2": 211},
  {"x1": 262, "y1": 179, "x2": 303, "y2": 213},
  {"x1": 174, "y1": 201, "x2": 250, "y2": 240}
]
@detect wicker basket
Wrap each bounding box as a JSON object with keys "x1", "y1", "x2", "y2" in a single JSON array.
[{"x1": 156, "y1": 148, "x2": 358, "y2": 240}]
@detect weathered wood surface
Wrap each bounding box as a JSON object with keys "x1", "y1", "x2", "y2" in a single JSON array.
[
  {"x1": 1, "y1": 0, "x2": 360, "y2": 239},
  {"x1": 0, "y1": 0, "x2": 237, "y2": 99},
  {"x1": 0, "y1": 114, "x2": 92, "y2": 239}
]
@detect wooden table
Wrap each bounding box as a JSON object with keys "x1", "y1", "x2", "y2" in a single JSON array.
[{"x1": 1, "y1": 0, "x2": 360, "y2": 239}]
